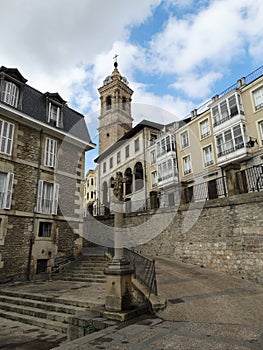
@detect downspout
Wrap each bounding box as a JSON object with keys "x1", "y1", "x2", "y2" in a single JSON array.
[
  {"x1": 27, "y1": 128, "x2": 43, "y2": 280},
  {"x1": 143, "y1": 129, "x2": 147, "y2": 208}
]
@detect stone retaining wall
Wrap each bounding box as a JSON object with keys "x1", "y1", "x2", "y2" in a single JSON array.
[{"x1": 91, "y1": 192, "x2": 263, "y2": 284}]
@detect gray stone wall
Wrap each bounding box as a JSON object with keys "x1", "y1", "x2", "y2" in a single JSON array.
[{"x1": 93, "y1": 192, "x2": 263, "y2": 284}]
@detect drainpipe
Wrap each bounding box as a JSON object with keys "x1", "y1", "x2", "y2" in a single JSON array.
[
  {"x1": 143, "y1": 129, "x2": 147, "y2": 208},
  {"x1": 27, "y1": 129, "x2": 43, "y2": 280}
]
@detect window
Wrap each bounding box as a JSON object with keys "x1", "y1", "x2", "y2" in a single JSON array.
[
  {"x1": 216, "y1": 124, "x2": 246, "y2": 158},
  {"x1": 44, "y1": 138, "x2": 57, "y2": 168},
  {"x1": 0, "y1": 119, "x2": 14, "y2": 156},
  {"x1": 109, "y1": 157, "x2": 113, "y2": 169},
  {"x1": 37, "y1": 259, "x2": 48, "y2": 274},
  {"x1": 182, "y1": 155, "x2": 192, "y2": 175},
  {"x1": 125, "y1": 145, "x2": 129, "y2": 158},
  {"x1": 0, "y1": 172, "x2": 14, "y2": 209},
  {"x1": 91, "y1": 178, "x2": 94, "y2": 186},
  {"x1": 258, "y1": 121, "x2": 263, "y2": 141},
  {"x1": 36, "y1": 181, "x2": 59, "y2": 215},
  {"x1": 124, "y1": 168, "x2": 132, "y2": 195},
  {"x1": 151, "y1": 150, "x2": 156, "y2": 164},
  {"x1": 253, "y1": 87, "x2": 263, "y2": 110},
  {"x1": 38, "y1": 222, "x2": 52, "y2": 237},
  {"x1": 117, "y1": 151, "x2": 121, "y2": 164},
  {"x1": 212, "y1": 93, "x2": 243, "y2": 126},
  {"x1": 150, "y1": 133, "x2": 157, "y2": 145},
  {"x1": 151, "y1": 171, "x2": 157, "y2": 187},
  {"x1": 134, "y1": 162, "x2": 143, "y2": 191},
  {"x1": 103, "y1": 162, "x2": 106, "y2": 173},
  {"x1": 134, "y1": 138, "x2": 139, "y2": 152},
  {"x1": 122, "y1": 97, "x2": 126, "y2": 110},
  {"x1": 203, "y1": 145, "x2": 214, "y2": 167},
  {"x1": 106, "y1": 95, "x2": 112, "y2": 110},
  {"x1": 2, "y1": 81, "x2": 19, "y2": 107},
  {"x1": 200, "y1": 119, "x2": 210, "y2": 139},
  {"x1": 48, "y1": 103, "x2": 62, "y2": 127},
  {"x1": 181, "y1": 131, "x2": 189, "y2": 148}
]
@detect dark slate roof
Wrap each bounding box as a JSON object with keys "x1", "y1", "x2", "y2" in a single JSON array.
[
  {"x1": 22, "y1": 85, "x2": 93, "y2": 144},
  {"x1": 0, "y1": 66, "x2": 93, "y2": 145},
  {"x1": 95, "y1": 119, "x2": 164, "y2": 163}
]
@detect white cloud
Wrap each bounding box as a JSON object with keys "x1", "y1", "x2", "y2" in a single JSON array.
[
  {"x1": 171, "y1": 71, "x2": 223, "y2": 99},
  {"x1": 0, "y1": 0, "x2": 160, "y2": 103}
]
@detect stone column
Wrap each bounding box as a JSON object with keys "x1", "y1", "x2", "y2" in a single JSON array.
[
  {"x1": 104, "y1": 172, "x2": 134, "y2": 312},
  {"x1": 224, "y1": 163, "x2": 241, "y2": 196}
]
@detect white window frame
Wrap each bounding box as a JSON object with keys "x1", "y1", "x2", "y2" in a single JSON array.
[
  {"x1": 0, "y1": 119, "x2": 15, "y2": 156},
  {"x1": 258, "y1": 120, "x2": 263, "y2": 143},
  {"x1": 2, "y1": 81, "x2": 19, "y2": 108},
  {"x1": 253, "y1": 86, "x2": 263, "y2": 111},
  {"x1": 199, "y1": 119, "x2": 210, "y2": 139},
  {"x1": 48, "y1": 102, "x2": 61, "y2": 127},
  {"x1": 212, "y1": 93, "x2": 243, "y2": 127},
  {"x1": 216, "y1": 123, "x2": 246, "y2": 158},
  {"x1": 117, "y1": 151, "x2": 121, "y2": 164},
  {"x1": 151, "y1": 150, "x2": 156, "y2": 164},
  {"x1": 182, "y1": 155, "x2": 192, "y2": 175},
  {"x1": 203, "y1": 145, "x2": 214, "y2": 167},
  {"x1": 44, "y1": 138, "x2": 57, "y2": 168},
  {"x1": 36, "y1": 180, "x2": 59, "y2": 215},
  {"x1": 0, "y1": 172, "x2": 14, "y2": 209},
  {"x1": 151, "y1": 171, "x2": 157, "y2": 187},
  {"x1": 180, "y1": 130, "x2": 189, "y2": 149}
]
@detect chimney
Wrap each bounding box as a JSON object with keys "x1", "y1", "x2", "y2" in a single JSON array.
[{"x1": 237, "y1": 77, "x2": 246, "y2": 88}]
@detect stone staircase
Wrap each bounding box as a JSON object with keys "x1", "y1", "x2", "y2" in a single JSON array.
[
  {"x1": 0, "y1": 289, "x2": 98, "y2": 333},
  {"x1": 52, "y1": 254, "x2": 108, "y2": 283}
]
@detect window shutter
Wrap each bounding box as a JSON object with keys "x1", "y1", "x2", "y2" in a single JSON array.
[
  {"x1": 52, "y1": 183, "x2": 59, "y2": 215},
  {"x1": 4, "y1": 172, "x2": 14, "y2": 209},
  {"x1": 6, "y1": 123, "x2": 14, "y2": 155},
  {"x1": 53, "y1": 140, "x2": 57, "y2": 167},
  {"x1": 44, "y1": 138, "x2": 49, "y2": 166},
  {"x1": 56, "y1": 107, "x2": 60, "y2": 127},
  {"x1": 48, "y1": 102, "x2": 51, "y2": 122},
  {"x1": 36, "y1": 180, "x2": 43, "y2": 212}
]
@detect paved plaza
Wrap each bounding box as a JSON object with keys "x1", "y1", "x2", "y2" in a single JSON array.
[{"x1": 0, "y1": 256, "x2": 263, "y2": 349}]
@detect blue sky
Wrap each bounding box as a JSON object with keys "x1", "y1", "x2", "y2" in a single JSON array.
[{"x1": 1, "y1": 0, "x2": 263, "y2": 173}]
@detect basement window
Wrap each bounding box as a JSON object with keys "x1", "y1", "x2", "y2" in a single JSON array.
[{"x1": 36, "y1": 259, "x2": 48, "y2": 274}]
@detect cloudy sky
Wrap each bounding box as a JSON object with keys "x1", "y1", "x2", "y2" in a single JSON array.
[{"x1": 1, "y1": 0, "x2": 263, "y2": 169}]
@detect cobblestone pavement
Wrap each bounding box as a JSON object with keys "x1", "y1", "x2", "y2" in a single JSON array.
[
  {"x1": 0, "y1": 318, "x2": 67, "y2": 350},
  {"x1": 1, "y1": 257, "x2": 263, "y2": 349}
]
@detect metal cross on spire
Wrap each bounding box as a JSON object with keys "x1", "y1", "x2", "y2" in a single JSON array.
[{"x1": 113, "y1": 54, "x2": 119, "y2": 68}]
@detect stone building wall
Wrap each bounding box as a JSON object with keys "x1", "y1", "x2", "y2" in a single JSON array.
[{"x1": 93, "y1": 191, "x2": 263, "y2": 284}]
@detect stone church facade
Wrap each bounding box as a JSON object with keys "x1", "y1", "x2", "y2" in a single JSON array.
[{"x1": 0, "y1": 66, "x2": 94, "y2": 281}]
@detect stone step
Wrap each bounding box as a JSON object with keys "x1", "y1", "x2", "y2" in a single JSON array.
[
  {"x1": 0, "y1": 289, "x2": 95, "y2": 308},
  {"x1": 0, "y1": 309, "x2": 67, "y2": 333},
  {"x1": 0, "y1": 301, "x2": 70, "y2": 323},
  {"x1": 64, "y1": 266, "x2": 107, "y2": 272},
  {"x1": 56, "y1": 277, "x2": 105, "y2": 283},
  {"x1": 0, "y1": 294, "x2": 85, "y2": 315}
]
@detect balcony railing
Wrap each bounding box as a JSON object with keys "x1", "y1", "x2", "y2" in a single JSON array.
[
  {"x1": 217, "y1": 142, "x2": 245, "y2": 158},
  {"x1": 236, "y1": 164, "x2": 263, "y2": 193}
]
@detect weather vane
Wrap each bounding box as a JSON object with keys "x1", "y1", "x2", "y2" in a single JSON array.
[{"x1": 113, "y1": 54, "x2": 119, "y2": 62}]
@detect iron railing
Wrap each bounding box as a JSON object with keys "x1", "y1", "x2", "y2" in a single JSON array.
[
  {"x1": 124, "y1": 248, "x2": 158, "y2": 297},
  {"x1": 236, "y1": 164, "x2": 263, "y2": 193},
  {"x1": 185, "y1": 176, "x2": 227, "y2": 203},
  {"x1": 107, "y1": 247, "x2": 158, "y2": 297}
]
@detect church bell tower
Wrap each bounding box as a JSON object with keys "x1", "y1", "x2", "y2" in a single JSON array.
[{"x1": 98, "y1": 59, "x2": 133, "y2": 154}]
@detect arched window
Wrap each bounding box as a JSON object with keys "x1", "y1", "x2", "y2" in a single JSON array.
[
  {"x1": 122, "y1": 97, "x2": 126, "y2": 110},
  {"x1": 106, "y1": 95, "x2": 112, "y2": 110},
  {"x1": 124, "y1": 168, "x2": 133, "y2": 195},
  {"x1": 134, "y1": 162, "x2": 144, "y2": 191}
]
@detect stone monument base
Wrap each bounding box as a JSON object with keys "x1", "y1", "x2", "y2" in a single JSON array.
[{"x1": 104, "y1": 259, "x2": 134, "y2": 312}]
